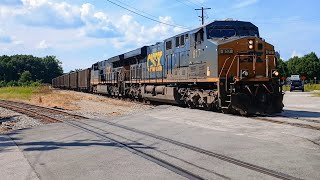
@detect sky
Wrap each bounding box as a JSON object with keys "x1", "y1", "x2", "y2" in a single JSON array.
[{"x1": 0, "y1": 0, "x2": 319, "y2": 72}]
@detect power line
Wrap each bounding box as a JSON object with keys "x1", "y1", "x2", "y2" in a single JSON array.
[
  {"x1": 106, "y1": 0, "x2": 191, "y2": 29},
  {"x1": 113, "y1": 0, "x2": 159, "y2": 19},
  {"x1": 186, "y1": 0, "x2": 202, "y2": 7},
  {"x1": 174, "y1": 0, "x2": 197, "y2": 9}
]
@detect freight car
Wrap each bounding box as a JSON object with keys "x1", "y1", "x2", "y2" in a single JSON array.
[
  {"x1": 69, "y1": 71, "x2": 78, "y2": 90},
  {"x1": 78, "y1": 68, "x2": 91, "y2": 92},
  {"x1": 52, "y1": 20, "x2": 284, "y2": 115},
  {"x1": 52, "y1": 68, "x2": 91, "y2": 91}
]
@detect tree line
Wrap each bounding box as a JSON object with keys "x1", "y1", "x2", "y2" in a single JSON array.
[
  {"x1": 277, "y1": 52, "x2": 320, "y2": 81},
  {"x1": 0, "y1": 55, "x2": 63, "y2": 87}
]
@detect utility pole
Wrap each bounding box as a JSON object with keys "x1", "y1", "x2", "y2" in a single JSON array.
[{"x1": 195, "y1": 7, "x2": 211, "y2": 25}]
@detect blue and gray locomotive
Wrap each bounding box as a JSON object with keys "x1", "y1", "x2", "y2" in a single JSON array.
[{"x1": 52, "y1": 20, "x2": 284, "y2": 115}]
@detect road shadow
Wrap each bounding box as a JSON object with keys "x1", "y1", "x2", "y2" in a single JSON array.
[
  {"x1": 282, "y1": 109, "x2": 320, "y2": 119},
  {"x1": 1, "y1": 131, "x2": 156, "y2": 152},
  {"x1": 0, "y1": 131, "x2": 23, "y2": 153},
  {"x1": 17, "y1": 140, "x2": 156, "y2": 152},
  {"x1": 0, "y1": 115, "x2": 19, "y2": 123}
]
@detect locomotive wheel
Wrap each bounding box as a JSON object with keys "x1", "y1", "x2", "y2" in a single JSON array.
[
  {"x1": 203, "y1": 103, "x2": 214, "y2": 111},
  {"x1": 221, "y1": 107, "x2": 231, "y2": 114}
]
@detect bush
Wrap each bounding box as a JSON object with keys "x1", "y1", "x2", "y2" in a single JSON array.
[
  {"x1": 30, "y1": 81, "x2": 42, "y2": 87},
  {"x1": 6, "y1": 80, "x2": 19, "y2": 87},
  {"x1": 19, "y1": 71, "x2": 32, "y2": 83},
  {"x1": 0, "y1": 80, "x2": 6, "y2": 88}
]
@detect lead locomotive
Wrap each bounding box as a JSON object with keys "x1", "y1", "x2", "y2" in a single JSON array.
[{"x1": 53, "y1": 20, "x2": 284, "y2": 115}]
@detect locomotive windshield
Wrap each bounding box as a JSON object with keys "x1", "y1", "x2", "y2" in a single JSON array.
[
  {"x1": 208, "y1": 28, "x2": 236, "y2": 38},
  {"x1": 206, "y1": 21, "x2": 259, "y2": 38}
]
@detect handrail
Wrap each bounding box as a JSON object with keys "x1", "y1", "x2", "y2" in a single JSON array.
[
  {"x1": 225, "y1": 56, "x2": 237, "y2": 92},
  {"x1": 218, "y1": 56, "x2": 231, "y2": 78},
  {"x1": 266, "y1": 55, "x2": 276, "y2": 77},
  {"x1": 225, "y1": 56, "x2": 237, "y2": 79}
]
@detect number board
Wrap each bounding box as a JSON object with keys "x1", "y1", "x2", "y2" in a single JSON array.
[{"x1": 219, "y1": 49, "x2": 234, "y2": 54}]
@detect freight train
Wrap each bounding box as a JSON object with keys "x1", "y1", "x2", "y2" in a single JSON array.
[{"x1": 52, "y1": 20, "x2": 284, "y2": 115}]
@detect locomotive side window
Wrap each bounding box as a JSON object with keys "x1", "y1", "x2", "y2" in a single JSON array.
[
  {"x1": 180, "y1": 35, "x2": 185, "y2": 46},
  {"x1": 93, "y1": 63, "x2": 98, "y2": 70},
  {"x1": 175, "y1": 37, "x2": 180, "y2": 47},
  {"x1": 195, "y1": 28, "x2": 204, "y2": 44},
  {"x1": 166, "y1": 40, "x2": 172, "y2": 50}
]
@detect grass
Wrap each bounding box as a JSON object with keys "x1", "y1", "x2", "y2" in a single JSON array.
[
  {"x1": 283, "y1": 84, "x2": 320, "y2": 92},
  {"x1": 0, "y1": 85, "x2": 51, "y2": 100}
]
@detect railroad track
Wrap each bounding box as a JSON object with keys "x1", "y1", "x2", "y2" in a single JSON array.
[
  {"x1": 0, "y1": 101, "x2": 60, "y2": 123},
  {"x1": 0, "y1": 100, "x2": 302, "y2": 179},
  {"x1": 250, "y1": 116, "x2": 320, "y2": 131},
  {"x1": 0, "y1": 100, "x2": 87, "y2": 122}
]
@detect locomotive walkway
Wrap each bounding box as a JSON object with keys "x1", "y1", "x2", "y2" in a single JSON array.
[{"x1": 0, "y1": 92, "x2": 319, "y2": 179}]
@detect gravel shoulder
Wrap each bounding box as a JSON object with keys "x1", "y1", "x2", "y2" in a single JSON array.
[
  {"x1": 28, "y1": 89, "x2": 153, "y2": 119},
  {"x1": 0, "y1": 107, "x2": 42, "y2": 133}
]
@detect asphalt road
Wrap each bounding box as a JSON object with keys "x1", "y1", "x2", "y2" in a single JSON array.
[{"x1": 1, "y1": 92, "x2": 319, "y2": 180}]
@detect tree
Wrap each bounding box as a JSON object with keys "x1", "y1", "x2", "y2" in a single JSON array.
[
  {"x1": 300, "y1": 52, "x2": 320, "y2": 79},
  {"x1": 0, "y1": 55, "x2": 64, "y2": 84},
  {"x1": 285, "y1": 52, "x2": 320, "y2": 80},
  {"x1": 277, "y1": 58, "x2": 288, "y2": 77},
  {"x1": 19, "y1": 71, "x2": 32, "y2": 83}
]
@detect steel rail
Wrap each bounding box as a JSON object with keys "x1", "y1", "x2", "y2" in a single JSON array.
[
  {"x1": 0, "y1": 100, "x2": 87, "y2": 120},
  {"x1": 0, "y1": 102, "x2": 61, "y2": 123}
]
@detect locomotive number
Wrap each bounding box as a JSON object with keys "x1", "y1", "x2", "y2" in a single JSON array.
[{"x1": 220, "y1": 49, "x2": 234, "y2": 54}]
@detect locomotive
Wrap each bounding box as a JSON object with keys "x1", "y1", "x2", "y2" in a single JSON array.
[{"x1": 52, "y1": 20, "x2": 284, "y2": 115}]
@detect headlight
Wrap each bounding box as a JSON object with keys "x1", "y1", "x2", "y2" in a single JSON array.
[
  {"x1": 249, "y1": 45, "x2": 254, "y2": 49},
  {"x1": 249, "y1": 40, "x2": 254, "y2": 45},
  {"x1": 272, "y1": 70, "x2": 279, "y2": 77}
]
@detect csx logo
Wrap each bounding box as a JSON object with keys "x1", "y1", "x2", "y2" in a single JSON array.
[{"x1": 147, "y1": 51, "x2": 163, "y2": 72}]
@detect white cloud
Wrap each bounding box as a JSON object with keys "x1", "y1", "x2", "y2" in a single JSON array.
[
  {"x1": 37, "y1": 40, "x2": 50, "y2": 49},
  {"x1": 78, "y1": 3, "x2": 119, "y2": 38},
  {"x1": 233, "y1": 0, "x2": 258, "y2": 9},
  {"x1": 291, "y1": 50, "x2": 303, "y2": 58},
  {"x1": 0, "y1": 0, "x2": 186, "y2": 51},
  {"x1": 11, "y1": 0, "x2": 84, "y2": 29},
  {"x1": 109, "y1": 15, "x2": 185, "y2": 49}
]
